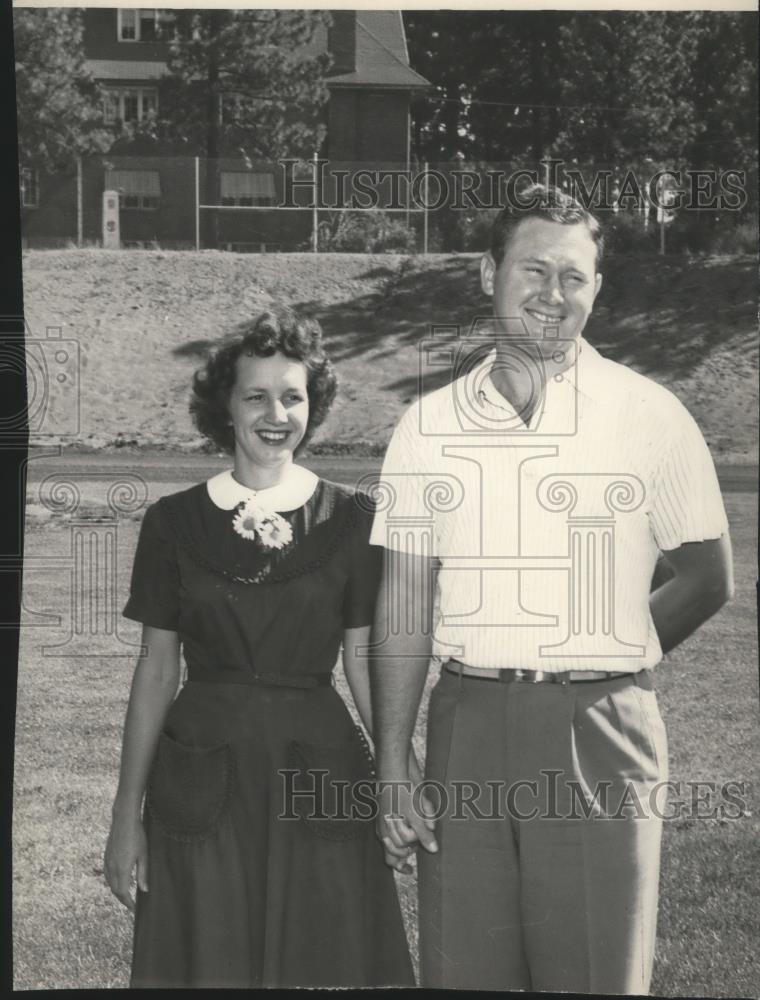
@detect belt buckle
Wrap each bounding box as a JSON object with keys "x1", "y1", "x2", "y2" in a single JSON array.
[{"x1": 513, "y1": 668, "x2": 540, "y2": 684}]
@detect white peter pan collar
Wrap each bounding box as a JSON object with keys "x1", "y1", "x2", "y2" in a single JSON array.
[{"x1": 206, "y1": 465, "x2": 319, "y2": 512}]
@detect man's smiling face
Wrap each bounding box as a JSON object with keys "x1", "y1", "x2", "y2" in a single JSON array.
[{"x1": 481, "y1": 217, "x2": 603, "y2": 351}]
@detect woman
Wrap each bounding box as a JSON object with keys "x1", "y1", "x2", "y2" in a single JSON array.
[{"x1": 104, "y1": 308, "x2": 415, "y2": 988}]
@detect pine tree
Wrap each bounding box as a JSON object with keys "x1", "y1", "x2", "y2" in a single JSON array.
[
  {"x1": 13, "y1": 8, "x2": 110, "y2": 172},
  {"x1": 131, "y1": 8, "x2": 331, "y2": 246},
  {"x1": 687, "y1": 11, "x2": 758, "y2": 172},
  {"x1": 404, "y1": 11, "x2": 570, "y2": 166},
  {"x1": 145, "y1": 9, "x2": 331, "y2": 159}
]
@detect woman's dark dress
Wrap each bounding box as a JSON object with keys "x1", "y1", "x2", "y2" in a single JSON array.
[{"x1": 122, "y1": 476, "x2": 414, "y2": 989}]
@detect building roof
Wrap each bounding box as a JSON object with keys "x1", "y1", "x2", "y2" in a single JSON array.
[
  {"x1": 84, "y1": 13, "x2": 429, "y2": 91},
  {"x1": 327, "y1": 13, "x2": 430, "y2": 90},
  {"x1": 86, "y1": 59, "x2": 166, "y2": 81}
]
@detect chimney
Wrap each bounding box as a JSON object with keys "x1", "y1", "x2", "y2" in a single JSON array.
[{"x1": 328, "y1": 11, "x2": 356, "y2": 74}]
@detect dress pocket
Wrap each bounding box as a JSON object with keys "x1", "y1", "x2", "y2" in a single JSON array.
[
  {"x1": 145, "y1": 731, "x2": 236, "y2": 843},
  {"x1": 286, "y1": 726, "x2": 375, "y2": 842}
]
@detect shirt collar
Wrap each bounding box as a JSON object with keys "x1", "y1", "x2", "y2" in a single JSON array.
[
  {"x1": 207, "y1": 465, "x2": 319, "y2": 512},
  {"x1": 477, "y1": 336, "x2": 602, "y2": 410}
]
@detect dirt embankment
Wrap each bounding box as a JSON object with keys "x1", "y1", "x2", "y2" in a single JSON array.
[{"x1": 22, "y1": 249, "x2": 758, "y2": 463}]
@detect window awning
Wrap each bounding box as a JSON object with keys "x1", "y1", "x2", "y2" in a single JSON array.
[
  {"x1": 221, "y1": 172, "x2": 276, "y2": 198},
  {"x1": 86, "y1": 59, "x2": 167, "y2": 81},
  {"x1": 105, "y1": 170, "x2": 161, "y2": 196}
]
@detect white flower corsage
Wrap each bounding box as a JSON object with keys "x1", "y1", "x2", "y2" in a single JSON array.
[{"x1": 232, "y1": 498, "x2": 293, "y2": 550}]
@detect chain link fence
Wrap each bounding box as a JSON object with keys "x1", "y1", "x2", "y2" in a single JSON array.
[{"x1": 20, "y1": 155, "x2": 758, "y2": 256}]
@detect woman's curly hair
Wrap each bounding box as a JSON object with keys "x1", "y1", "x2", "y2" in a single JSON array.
[{"x1": 190, "y1": 307, "x2": 338, "y2": 455}]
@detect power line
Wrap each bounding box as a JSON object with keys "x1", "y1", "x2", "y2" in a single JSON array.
[{"x1": 417, "y1": 92, "x2": 754, "y2": 118}]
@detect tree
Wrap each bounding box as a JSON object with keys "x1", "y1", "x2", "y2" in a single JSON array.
[
  {"x1": 687, "y1": 12, "x2": 758, "y2": 172},
  {"x1": 404, "y1": 11, "x2": 570, "y2": 165},
  {"x1": 13, "y1": 7, "x2": 110, "y2": 172},
  {"x1": 553, "y1": 11, "x2": 757, "y2": 238},
  {"x1": 126, "y1": 9, "x2": 331, "y2": 245},
  {"x1": 404, "y1": 12, "x2": 476, "y2": 162},
  {"x1": 466, "y1": 12, "x2": 570, "y2": 165},
  {"x1": 552, "y1": 12, "x2": 702, "y2": 173},
  {"x1": 404, "y1": 11, "x2": 570, "y2": 250}
]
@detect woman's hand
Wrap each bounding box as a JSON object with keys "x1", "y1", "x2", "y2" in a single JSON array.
[
  {"x1": 104, "y1": 625, "x2": 179, "y2": 912},
  {"x1": 377, "y1": 745, "x2": 436, "y2": 875},
  {"x1": 104, "y1": 812, "x2": 148, "y2": 912}
]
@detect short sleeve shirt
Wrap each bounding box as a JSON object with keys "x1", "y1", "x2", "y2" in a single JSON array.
[{"x1": 369, "y1": 338, "x2": 729, "y2": 671}]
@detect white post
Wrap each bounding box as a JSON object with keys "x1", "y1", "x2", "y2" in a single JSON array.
[
  {"x1": 76, "y1": 156, "x2": 83, "y2": 248},
  {"x1": 641, "y1": 182, "x2": 649, "y2": 231},
  {"x1": 102, "y1": 190, "x2": 120, "y2": 249},
  {"x1": 312, "y1": 151, "x2": 318, "y2": 253},
  {"x1": 405, "y1": 108, "x2": 411, "y2": 231},
  {"x1": 194, "y1": 156, "x2": 200, "y2": 251},
  {"x1": 423, "y1": 161, "x2": 429, "y2": 255}
]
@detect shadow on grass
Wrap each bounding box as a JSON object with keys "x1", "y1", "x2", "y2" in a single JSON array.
[
  {"x1": 172, "y1": 339, "x2": 215, "y2": 359},
  {"x1": 170, "y1": 254, "x2": 757, "y2": 394},
  {"x1": 292, "y1": 257, "x2": 484, "y2": 366}
]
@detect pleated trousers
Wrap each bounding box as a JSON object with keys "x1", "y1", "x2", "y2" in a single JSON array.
[{"x1": 418, "y1": 667, "x2": 668, "y2": 994}]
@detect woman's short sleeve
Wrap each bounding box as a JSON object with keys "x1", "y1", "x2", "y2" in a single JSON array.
[
  {"x1": 122, "y1": 500, "x2": 180, "y2": 631},
  {"x1": 342, "y1": 495, "x2": 382, "y2": 629}
]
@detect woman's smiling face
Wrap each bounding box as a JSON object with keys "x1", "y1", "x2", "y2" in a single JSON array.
[{"x1": 227, "y1": 351, "x2": 309, "y2": 472}]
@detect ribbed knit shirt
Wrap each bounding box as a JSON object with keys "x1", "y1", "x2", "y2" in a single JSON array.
[{"x1": 369, "y1": 338, "x2": 729, "y2": 671}]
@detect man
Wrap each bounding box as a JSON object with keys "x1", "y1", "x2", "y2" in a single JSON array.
[{"x1": 368, "y1": 185, "x2": 733, "y2": 993}]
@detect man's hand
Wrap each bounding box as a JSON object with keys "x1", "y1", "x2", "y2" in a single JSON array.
[{"x1": 376, "y1": 747, "x2": 438, "y2": 874}]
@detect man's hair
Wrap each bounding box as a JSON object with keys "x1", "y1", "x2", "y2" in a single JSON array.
[
  {"x1": 190, "y1": 306, "x2": 337, "y2": 455},
  {"x1": 490, "y1": 183, "x2": 604, "y2": 268}
]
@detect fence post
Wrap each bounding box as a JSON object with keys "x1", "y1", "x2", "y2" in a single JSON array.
[
  {"x1": 312, "y1": 151, "x2": 318, "y2": 253},
  {"x1": 76, "y1": 156, "x2": 83, "y2": 248},
  {"x1": 423, "y1": 161, "x2": 429, "y2": 255},
  {"x1": 194, "y1": 156, "x2": 200, "y2": 251}
]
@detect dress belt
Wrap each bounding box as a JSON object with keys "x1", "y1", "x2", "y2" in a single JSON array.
[
  {"x1": 444, "y1": 660, "x2": 635, "y2": 685},
  {"x1": 187, "y1": 667, "x2": 332, "y2": 688}
]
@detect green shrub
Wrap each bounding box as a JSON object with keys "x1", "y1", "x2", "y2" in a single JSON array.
[
  {"x1": 451, "y1": 208, "x2": 502, "y2": 253},
  {"x1": 318, "y1": 212, "x2": 417, "y2": 253},
  {"x1": 661, "y1": 212, "x2": 758, "y2": 255},
  {"x1": 605, "y1": 211, "x2": 660, "y2": 255}
]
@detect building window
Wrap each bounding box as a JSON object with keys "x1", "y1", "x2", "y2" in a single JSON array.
[
  {"x1": 20, "y1": 167, "x2": 39, "y2": 208},
  {"x1": 141, "y1": 91, "x2": 158, "y2": 118},
  {"x1": 221, "y1": 172, "x2": 276, "y2": 207},
  {"x1": 117, "y1": 9, "x2": 137, "y2": 40},
  {"x1": 103, "y1": 87, "x2": 159, "y2": 124},
  {"x1": 117, "y1": 9, "x2": 171, "y2": 42},
  {"x1": 105, "y1": 169, "x2": 161, "y2": 210},
  {"x1": 123, "y1": 94, "x2": 139, "y2": 122}
]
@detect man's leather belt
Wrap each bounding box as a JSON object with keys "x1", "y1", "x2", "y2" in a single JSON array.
[{"x1": 445, "y1": 660, "x2": 634, "y2": 684}]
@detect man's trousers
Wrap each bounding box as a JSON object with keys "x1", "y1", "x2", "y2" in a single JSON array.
[{"x1": 418, "y1": 667, "x2": 668, "y2": 993}]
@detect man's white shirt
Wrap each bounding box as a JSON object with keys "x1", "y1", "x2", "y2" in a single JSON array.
[{"x1": 369, "y1": 338, "x2": 729, "y2": 671}]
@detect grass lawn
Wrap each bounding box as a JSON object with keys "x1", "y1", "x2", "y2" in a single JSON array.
[
  {"x1": 21, "y1": 249, "x2": 758, "y2": 463},
  {"x1": 13, "y1": 479, "x2": 758, "y2": 993}
]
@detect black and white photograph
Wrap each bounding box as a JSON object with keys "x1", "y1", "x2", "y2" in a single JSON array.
[{"x1": 6, "y1": 0, "x2": 759, "y2": 992}]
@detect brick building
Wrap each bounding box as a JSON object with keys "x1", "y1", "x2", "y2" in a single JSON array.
[{"x1": 21, "y1": 8, "x2": 429, "y2": 249}]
